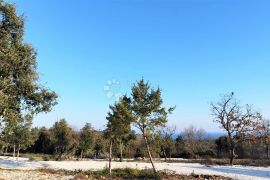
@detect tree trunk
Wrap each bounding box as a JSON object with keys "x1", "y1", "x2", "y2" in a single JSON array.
[
  {"x1": 229, "y1": 147, "x2": 235, "y2": 165},
  {"x1": 119, "y1": 141, "x2": 123, "y2": 162},
  {"x1": 143, "y1": 134, "x2": 157, "y2": 173},
  {"x1": 266, "y1": 145, "x2": 269, "y2": 160},
  {"x1": 0, "y1": 146, "x2": 4, "y2": 156},
  {"x1": 229, "y1": 137, "x2": 235, "y2": 165},
  {"x1": 162, "y1": 146, "x2": 167, "y2": 162},
  {"x1": 17, "y1": 144, "x2": 20, "y2": 160},
  {"x1": 13, "y1": 144, "x2": 16, "y2": 159},
  {"x1": 80, "y1": 149, "x2": 84, "y2": 160},
  {"x1": 109, "y1": 140, "x2": 113, "y2": 176}
]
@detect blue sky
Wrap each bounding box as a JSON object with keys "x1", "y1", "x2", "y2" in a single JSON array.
[{"x1": 8, "y1": 0, "x2": 270, "y2": 132}]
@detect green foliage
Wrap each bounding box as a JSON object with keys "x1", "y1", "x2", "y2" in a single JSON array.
[
  {"x1": 31, "y1": 127, "x2": 54, "y2": 154},
  {"x1": 93, "y1": 132, "x2": 107, "y2": 158},
  {"x1": 106, "y1": 96, "x2": 133, "y2": 139},
  {"x1": 0, "y1": 0, "x2": 57, "y2": 121},
  {"x1": 175, "y1": 135, "x2": 185, "y2": 156},
  {"x1": 50, "y1": 119, "x2": 74, "y2": 159},
  {"x1": 131, "y1": 79, "x2": 175, "y2": 134},
  {"x1": 79, "y1": 123, "x2": 95, "y2": 158},
  {"x1": 130, "y1": 79, "x2": 175, "y2": 172},
  {"x1": 0, "y1": 0, "x2": 57, "y2": 153},
  {"x1": 105, "y1": 96, "x2": 134, "y2": 162},
  {"x1": 215, "y1": 136, "x2": 230, "y2": 158}
]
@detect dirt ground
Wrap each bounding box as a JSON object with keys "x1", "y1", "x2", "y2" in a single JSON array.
[{"x1": 0, "y1": 169, "x2": 74, "y2": 180}]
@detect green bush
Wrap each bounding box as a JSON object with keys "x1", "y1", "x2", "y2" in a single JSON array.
[
  {"x1": 42, "y1": 155, "x2": 51, "y2": 161},
  {"x1": 180, "y1": 150, "x2": 196, "y2": 159}
]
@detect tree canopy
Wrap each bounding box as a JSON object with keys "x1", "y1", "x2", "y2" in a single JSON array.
[{"x1": 0, "y1": 0, "x2": 57, "y2": 126}]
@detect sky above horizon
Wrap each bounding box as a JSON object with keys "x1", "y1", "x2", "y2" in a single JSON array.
[{"x1": 7, "y1": 0, "x2": 270, "y2": 132}]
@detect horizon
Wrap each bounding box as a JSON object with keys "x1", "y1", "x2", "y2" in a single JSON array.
[{"x1": 7, "y1": 0, "x2": 270, "y2": 132}]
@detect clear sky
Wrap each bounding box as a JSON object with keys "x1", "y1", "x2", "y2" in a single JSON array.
[{"x1": 8, "y1": 0, "x2": 270, "y2": 132}]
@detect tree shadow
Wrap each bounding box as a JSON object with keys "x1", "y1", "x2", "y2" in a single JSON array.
[
  {"x1": 0, "y1": 158, "x2": 50, "y2": 169},
  {"x1": 190, "y1": 165, "x2": 270, "y2": 179}
]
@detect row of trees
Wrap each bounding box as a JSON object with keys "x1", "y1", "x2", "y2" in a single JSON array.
[{"x1": 2, "y1": 116, "x2": 268, "y2": 163}]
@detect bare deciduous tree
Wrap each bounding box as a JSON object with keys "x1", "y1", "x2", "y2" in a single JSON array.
[{"x1": 211, "y1": 92, "x2": 260, "y2": 165}]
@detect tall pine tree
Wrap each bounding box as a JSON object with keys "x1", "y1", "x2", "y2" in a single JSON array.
[
  {"x1": 130, "y1": 79, "x2": 174, "y2": 173},
  {"x1": 105, "y1": 96, "x2": 133, "y2": 175}
]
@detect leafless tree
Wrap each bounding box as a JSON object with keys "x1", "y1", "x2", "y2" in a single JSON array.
[
  {"x1": 181, "y1": 126, "x2": 208, "y2": 156},
  {"x1": 211, "y1": 92, "x2": 260, "y2": 165},
  {"x1": 159, "y1": 126, "x2": 177, "y2": 161}
]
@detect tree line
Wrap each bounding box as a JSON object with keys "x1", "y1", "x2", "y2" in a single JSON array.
[{"x1": 1, "y1": 107, "x2": 269, "y2": 166}]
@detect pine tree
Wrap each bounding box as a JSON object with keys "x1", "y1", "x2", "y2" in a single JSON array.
[
  {"x1": 79, "y1": 123, "x2": 95, "y2": 159},
  {"x1": 105, "y1": 96, "x2": 133, "y2": 175},
  {"x1": 130, "y1": 79, "x2": 174, "y2": 173}
]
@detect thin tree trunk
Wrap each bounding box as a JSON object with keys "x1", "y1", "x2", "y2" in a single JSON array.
[
  {"x1": 230, "y1": 147, "x2": 235, "y2": 165},
  {"x1": 80, "y1": 149, "x2": 84, "y2": 160},
  {"x1": 266, "y1": 145, "x2": 269, "y2": 160},
  {"x1": 17, "y1": 144, "x2": 20, "y2": 160},
  {"x1": 162, "y1": 146, "x2": 167, "y2": 162},
  {"x1": 143, "y1": 134, "x2": 157, "y2": 173},
  {"x1": 0, "y1": 146, "x2": 4, "y2": 156},
  {"x1": 109, "y1": 140, "x2": 113, "y2": 176},
  {"x1": 229, "y1": 137, "x2": 235, "y2": 165},
  {"x1": 13, "y1": 144, "x2": 16, "y2": 159},
  {"x1": 119, "y1": 141, "x2": 123, "y2": 162}
]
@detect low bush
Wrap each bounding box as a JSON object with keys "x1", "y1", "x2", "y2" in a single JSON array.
[
  {"x1": 37, "y1": 168, "x2": 232, "y2": 180},
  {"x1": 86, "y1": 168, "x2": 160, "y2": 179}
]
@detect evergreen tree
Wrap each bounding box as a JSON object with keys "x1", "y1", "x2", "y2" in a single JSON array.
[
  {"x1": 105, "y1": 96, "x2": 133, "y2": 175},
  {"x1": 30, "y1": 127, "x2": 53, "y2": 154},
  {"x1": 130, "y1": 79, "x2": 174, "y2": 173},
  {"x1": 51, "y1": 119, "x2": 74, "y2": 160},
  {"x1": 79, "y1": 123, "x2": 95, "y2": 159}
]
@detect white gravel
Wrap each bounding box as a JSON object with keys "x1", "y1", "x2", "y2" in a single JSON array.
[
  {"x1": 0, "y1": 169, "x2": 73, "y2": 180},
  {"x1": 0, "y1": 156, "x2": 270, "y2": 180}
]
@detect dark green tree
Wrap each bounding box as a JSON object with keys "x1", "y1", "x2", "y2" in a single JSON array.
[
  {"x1": 93, "y1": 132, "x2": 106, "y2": 159},
  {"x1": 105, "y1": 96, "x2": 133, "y2": 175},
  {"x1": 215, "y1": 136, "x2": 230, "y2": 158},
  {"x1": 31, "y1": 127, "x2": 53, "y2": 154},
  {"x1": 130, "y1": 79, "x2": 174, "y2": 173},
  {"x1": 175, "y1": 135, "x2": 185, "y2": 157},
  {"x1": 13, "y1": 116, "x2": 39, "y2": 158},
  {"x1": 79, "y1": 123, "x2": 95, "y2": 159},
  {"x1": 50, "y1": 119, "x2": 74, "y2": 160}
]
